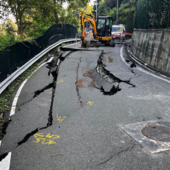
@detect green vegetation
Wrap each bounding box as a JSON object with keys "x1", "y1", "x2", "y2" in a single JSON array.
[
  {"x1": 0, "y1": 0, "x2": 90, "y2": 50},
  {"x1": 0, "y1": 41, "x2": 72, "y2": 117},
  {"x1": 0, "y1": 51, "x2": 51, "y2": 116},
  {"x1": 97, "y1": 0, "x2": 170, "y2": 31},
  {"x1": 0, "y1": 21, "x2": 21, "y2": 51},
  {"x1": 0, "y1": 58, "x2": 40, "y2": 116},
  {"x1": 0, "y1": 60, "x2": 41, "y2": 138},
  {"x1": 97, "y1": 0, "x2": 137, "y2": 33},
  {"x1": 0, "y1": 34, "x2": 19, "y2": 51},
  {"x1": 135, "y1": 0, "x2": 170, "y2": 29},
  {"x1": 0, "y1": 60, "x2": 38, "y2": 136}
]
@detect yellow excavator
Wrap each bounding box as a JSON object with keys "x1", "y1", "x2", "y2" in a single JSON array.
[{"x1": 81, "y1": 12, "x2": 115, "y2": 47}]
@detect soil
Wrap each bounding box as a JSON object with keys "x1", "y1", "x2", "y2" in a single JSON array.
[
  {"x1": 83, "y1": 70, "x2": 95, "y2": 87},
  {"x1": 76, "y1": 79, "x2": 83, "y2": 88},
  {"x1": 83, "y1": 71, "x2": 93, "y2": 79},
  {"x1": 108, "y1": 56, "x2": 113, "y2": 63},
  {"x1": 88, "y1": 80, "x2": 95, "y2": 87}
]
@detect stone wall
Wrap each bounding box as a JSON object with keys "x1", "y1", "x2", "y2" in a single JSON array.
[{"x1": 131, "y1": 29, "x2": 170, "y2": 74}]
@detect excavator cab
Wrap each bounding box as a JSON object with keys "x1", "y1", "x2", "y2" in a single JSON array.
[{"x1": 96, "y1": 16, "x2": 113, "y2": 37}]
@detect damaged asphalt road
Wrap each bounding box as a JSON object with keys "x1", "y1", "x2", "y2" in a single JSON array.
[
  {"x1": 0, "y1": 63, "x2": 56, "y2": 158},
  {"x1": 1, "y1": 43, "x2": 170, "y2": 170}
]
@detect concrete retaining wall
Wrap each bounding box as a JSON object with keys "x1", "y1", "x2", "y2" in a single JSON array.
[{"x1": 131, "y1": 29, "x2": 170, "y2": 74}]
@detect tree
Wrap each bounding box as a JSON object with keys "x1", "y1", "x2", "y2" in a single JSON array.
[
  {"x1": 78, "y1": 3, "x2": 94, "y2": 16},
  {"x1": 0, "y1": 24, "x2": 6, "y2": 35},
  {"x1": 66, "y1": 0, "x2": 90, "y2": 28},
  {"x1": 135, "y1": 0, "x2": 170, "y2": 29},
  {"x1": 1, "y1": 0, "x2": 90, "y2": 42},
  {"x1": 98, "y1": 0, "x2": 110, "y2": 16},
  {"x1": 0, "y1": 0, "x2": 11, "y2": 22},
  {"x1": 97, "y1": 0, "x2": 137, "y2": 32},
  {"x1": 5, "y1": 19, "x2": 18, "y2": 33},
  {"x1": 6, "y1": 0, "x2": 33, "y2": 39}
]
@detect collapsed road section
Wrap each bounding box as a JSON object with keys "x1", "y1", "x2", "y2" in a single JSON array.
[{"x1": 60, "y1": 45, "x2": 135, "y2": 96}]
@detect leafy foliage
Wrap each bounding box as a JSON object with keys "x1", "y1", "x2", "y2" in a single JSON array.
[
  {"x1": 78, "y1": 3, "x2": 94, "y2": 16},
  {"x1": 0, "y1": 0, "x2": 10, "y2": 22},
  {"x1": 0, "y1": 0, "x2": 90, "y2": 50},
  {"x1": 5, "y1": 19, "x2": 18, "y2": 33},
  {"x1": 135, "y1": 0, "x2": 170, "y2": 29},
  {"x1": 0, "y1": 34, "x2": 21, "y2": 51},
  {"x1": 0, "y1": 20, "x2": 20, "y2": 50},
  {"x1": 97, "y1": 0, "x2": 137, "y2": 33}
]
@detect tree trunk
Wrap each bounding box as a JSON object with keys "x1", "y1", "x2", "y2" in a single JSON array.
[{"x1": 18, "y1": 11, "x2": 23, "y2": 40}]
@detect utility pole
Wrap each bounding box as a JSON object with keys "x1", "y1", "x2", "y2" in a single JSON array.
[
  {"x1": 96, "y1": 1, "x2": 97, "y2": 20},
  {"x1": 79, "y1": 13, "x2": 80, "y2": 32},
  {"x1": 116, "y1": 0, "x2": 119, "y2": 25}
]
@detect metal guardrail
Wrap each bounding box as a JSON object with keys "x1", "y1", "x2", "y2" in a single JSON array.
[
  {"x1": 128, "y1": 49, "x2": 170, "y2": 78},
  {"x1": 0, "y1": 38, "x2": 80, "y2": 95}
]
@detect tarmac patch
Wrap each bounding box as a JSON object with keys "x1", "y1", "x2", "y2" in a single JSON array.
[
  {"x1": 108, "y1": 56, "x2": 113, "y2": 63},
  {"x1": 76, "y1": 79, "x2": 83, "y2": 88},
  {"x1": 121, "y1": 120, "x2": 170, "y2": 153}
]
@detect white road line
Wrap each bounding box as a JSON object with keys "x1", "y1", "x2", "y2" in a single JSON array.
[
  {"x1": 0, "y1": 57, "x2": 53, "y2": 169},
  {"x1": 10, "y1": 79, "x2": 28, "y2": 116},
  {"x1": 10, "y1": 57, "x2": 53, "y2": 117},
  {"x1": 0, "y1": 152, "x2": 12, "y2": 170},
  {"x1": 136, "y1": 67, "x2": 170, "y2": 84},
  {"x1": 120, "y1": 47, "x2": 130, "y2": 67},
  {"x1": 46, "y1": 57, "x2": 54, "y2": 63},
  {"x1": 120, "y1": 47, "x2": 170, "y2": 84}
]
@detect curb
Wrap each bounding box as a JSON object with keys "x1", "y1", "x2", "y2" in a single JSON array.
[{"x1": 127, "y1": 49, "x2": 170, "y2": 79}]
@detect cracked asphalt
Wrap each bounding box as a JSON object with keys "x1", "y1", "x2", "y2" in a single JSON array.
[{"x1": 1, "y1": 43, "x2": 170, "y2": 170}]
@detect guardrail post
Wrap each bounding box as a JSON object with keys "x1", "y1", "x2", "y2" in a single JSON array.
[{"x1": 6, "y1": 74, "x2": 10, "y2": 92}]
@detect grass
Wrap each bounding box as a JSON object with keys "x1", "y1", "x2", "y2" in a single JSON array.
[
  {"x1": 0, "y1": 41, "x2": 72, "y2": 124},
  {"x1": 61, "y1": 43, "x2": 70, "y2": 46},
  {"x1": 0, "y1": 55, "x2": 47, "y2": 116},
  {"x1": 0, "y1": 53, "x2": 50, "y2": 139},
  {"x1": 49, "y1": 42, "x2": 70, "y2": 56},
  {"x1": 0, "y1": 41, "x2": 78, "y2": 139}
]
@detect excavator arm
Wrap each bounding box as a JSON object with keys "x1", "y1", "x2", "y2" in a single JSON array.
[{"x1": 81, "y1": 12, "x2": 97, "y2": 38}]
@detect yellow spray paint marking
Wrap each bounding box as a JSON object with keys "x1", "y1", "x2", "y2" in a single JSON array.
[
  {"x1": 42, "y1": 140, "x2": 56, "y2": 145},
  {"x1": 87, "y1": 101, "x2": 94, "y2": 105},
  {"x1": 100, "y1": 78, "x2": 102, "y2": 81},
  {"x1": 112, "y1": 73, "x2": 121, "y2": 75},
  {"x1": 56, "y1": 79, "x2": 64, "y2": 84},
  {"x1": 34, "y1": 133, "x2": 44, "y2": 138},
  {"x1": 33, "y1": 133, "x2": 60, "y2": 145},
  {"x1": 56, "y1": 115, "x2": 66, "y2": 123}
]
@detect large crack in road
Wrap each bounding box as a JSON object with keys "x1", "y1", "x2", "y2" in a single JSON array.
[
  {"x1": 0, "y1": 56, "x2": 60, "y2": 162},
  {"x1": 97, "y1": 144, "x2": 136, "y2": 167},
  {"x1": 75, "y1": 56, "x2": 83, "y2": 106},
  {"x1": 0, "y1": 45, "x2": 140, "y2": 166},
  {"x1": 92, "y1": 51, "x2": 136, "y2": 96}
]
